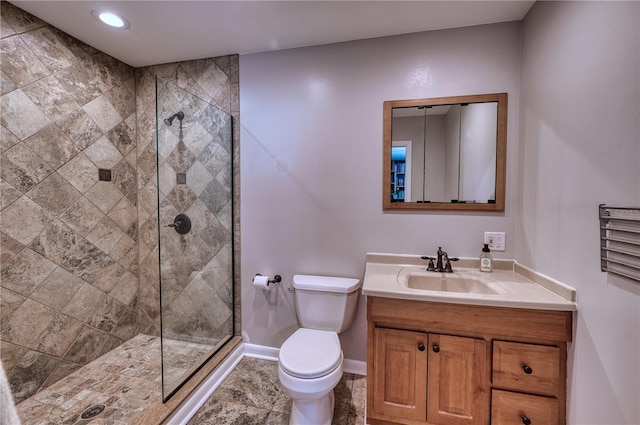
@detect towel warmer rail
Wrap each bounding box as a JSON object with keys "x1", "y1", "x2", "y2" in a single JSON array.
[{"x1": 599, "y1": 204, "x2": 640, "y2": 283}]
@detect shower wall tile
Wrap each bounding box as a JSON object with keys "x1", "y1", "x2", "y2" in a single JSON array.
[
  {"x1": 34, "y1": 313, "x2": 84, "y2": 357},
  {"x1": 0, "y1": 2, "x2": 137, "y2": 402},
  {"x1": 57, "y1": 152, "x2": 99, "y2": 193},
  {"x1": 0, "y1": 124, "x2": 20, "y2": 152},
  {"x1": 21, "y1": 74, "x2": 79, "y2": 121},
  {"x1": 23, "y1": 124, "x2": 80, "y2": 170},
  {"x1": 1, "y1": 142, "x2": 54, "y2": 193},
  {"x1": 0, "y1": 197, "x2": 53, "y2": 245},
  {"x1": 62, "y1": 282, "x2": 106, "y2": 323},
  {"x1": 56, "y1": 109, "x2": 102, "y2": 150},
  {"x1": 82, "y1": 95, "x2": 122, "y2": 133},
  {"x1": 1, "y1": 89, "x2": 51, "y2": 139},
  {"x1": 0, "y1": 232, "x2": 23, "y2": 266},
  {"x1": 30, "y1": 267, "x2": 83, "y2": 310},
  {"x1": 27, "y1": 172, "x2": 82, "y2": 217},
  {"x1": 62, "y1": 326, "x2": 107, "y2": 365},
  {"x1": 1, "y1": 298, "x2": 58, "y2": 348},
  {"x1": 0, "y1": 341, "x2": 27, "y2": 373},
  {"x1": 135, "y1": 55, "x2": 240, "y2": 354},
  {"x1": 0, "y1": 36, "x2": 50, "y2": 87},
  {"x1": 0, "y1": 248, "x2": 57, "y2": 297},
  {"x1": 19, "y1": 27, "x2": 75, "y2": 72},
  {"x1": 86, "y1": 217, "x2": 126, "y2": 254},
  {"x1": 8, "y1": 350, "x2": 59, "y2": 402},
  {"x1": 83, "y1": 135, "x2": 124, "y2": 169},
  {"x1": 0, "y1": 179, "x2": 21, "y2": 211},
  {"x1": 84, "y1": 181, "x2": 124, "y2": 213},
  {"x1": 59, "y1": 196, "x2": 104, "y2": 236}
]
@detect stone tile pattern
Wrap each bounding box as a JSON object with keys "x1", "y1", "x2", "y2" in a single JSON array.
[
  {"x1": 0, "y1": 1, "x2": 138, "y2": 403},
  {"x1": 188, "y1": 357, "x2": 366, "y2": 425},
  {"x1": 134, "y1": 61, "x2": 240, "y2": 347},
  {"x1": 17, "y1": 335, "x2": 158, "y2": 425},
  {"x1": 16, "y1": 338, "x2": 365, "y2": 425},
  {"x1": 1, "y1": 0, "x2": 241, "y2": 405}
]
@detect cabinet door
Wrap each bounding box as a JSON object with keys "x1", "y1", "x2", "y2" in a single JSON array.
[
  {"x1": 373, "y1": 327, "x2": 428, "y2": 422},
  {"x1": 427, "y1": 334, "x2": 488, "y2": 425}
]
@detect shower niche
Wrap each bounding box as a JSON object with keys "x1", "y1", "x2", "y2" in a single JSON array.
[{"x1": 155, "y1": 76, "x2": 234, "y2": 401}]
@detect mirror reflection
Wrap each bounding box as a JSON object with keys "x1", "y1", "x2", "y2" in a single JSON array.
[{"x1": 383, "y1": 93, "x2": 507, "y2": 211}]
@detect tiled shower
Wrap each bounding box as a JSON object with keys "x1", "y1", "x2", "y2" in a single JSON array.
[{"x1": 0, "y1": 0, "x2": 240, "y2": 412}]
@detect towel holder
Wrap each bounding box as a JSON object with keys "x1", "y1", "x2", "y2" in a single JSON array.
[{"x1": 599, "y1": 204, "x2": 640, "y2": 283}]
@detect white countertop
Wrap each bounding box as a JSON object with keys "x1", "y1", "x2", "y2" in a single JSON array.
[{"x1": 362, "y1": 253, "x2": 577, "y2": 311}]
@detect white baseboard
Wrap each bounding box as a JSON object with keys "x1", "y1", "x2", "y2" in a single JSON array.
[
  {"x1": 343, "y1": 358, "x2": 367, "y2": 376},
  {"x1": 243, "y1": 343, "x2": 279, "y2": 361},
  {"x1": 168, "y1": 343, "x2": 366, "y2": 423}
]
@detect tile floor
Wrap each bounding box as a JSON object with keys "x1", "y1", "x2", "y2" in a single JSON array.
[
  {"x1": 188, "y1": 357, "x2": 366, "y2": 425},
  {"x1": 15, "y1": 334, "x2": 366, "y2": 425}
]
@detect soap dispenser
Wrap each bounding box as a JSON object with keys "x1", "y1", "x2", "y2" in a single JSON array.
[{"x1": 479, "y1": 243, "x2": 493, "y2": 272}]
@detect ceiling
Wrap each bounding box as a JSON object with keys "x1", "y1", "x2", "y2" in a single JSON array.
[{"x1": 11, "y1": 1, "x2": 535, "y2": 68}]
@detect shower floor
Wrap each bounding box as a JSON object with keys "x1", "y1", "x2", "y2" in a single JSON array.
[
  {"x1": 15, "y1": 334, "x2": 212, "y2": 425},
  {"x1": 15, "y1": 335, "x2": 366, "y2": 425}
]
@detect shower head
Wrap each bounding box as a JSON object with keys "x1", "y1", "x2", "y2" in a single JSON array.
[{"x1": 163, "y1": 111, "x2": 185, "y2": 126}]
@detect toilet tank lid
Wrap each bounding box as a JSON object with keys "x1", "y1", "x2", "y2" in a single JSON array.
[{"x1": 292, "y1": 275, "x2": 361, "y2": 293}]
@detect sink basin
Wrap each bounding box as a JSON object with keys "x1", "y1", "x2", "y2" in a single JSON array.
[{"x1": 400, "y1": 271, "x2": 498, "y2": 295}]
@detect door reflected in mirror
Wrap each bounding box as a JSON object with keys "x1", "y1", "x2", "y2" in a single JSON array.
[{"x1": 383, "y1": 93, "x2": 507, "y2": 211}]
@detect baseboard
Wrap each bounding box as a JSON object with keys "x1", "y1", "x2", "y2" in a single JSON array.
[
  {"x1": 168, "y1": 342, "x2": 367, "y2": 423},
  {"x1": 343, "y1": 358, "x2": 367, "y2": 376},
  {"x1": 243, "y1": 343, "x2": 279, "y2": 361}
]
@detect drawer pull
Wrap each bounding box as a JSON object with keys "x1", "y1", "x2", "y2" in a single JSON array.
[
  {"x1": 523, "y1": 365, "x2": 533, "y2": 374},
  {"x1": 521, "y1": 415, "x2": 531, "y2": 425},
  {"x1": 432, "y1": 344, "x2": 440, "y2": 353},
  {"x1": 418, "y1": 343, "x2": 425, "y2": 351}
]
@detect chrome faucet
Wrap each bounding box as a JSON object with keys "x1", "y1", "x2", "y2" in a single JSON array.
[{"x1": 421, "y1": 246, "x2": 459, "y2": 273}]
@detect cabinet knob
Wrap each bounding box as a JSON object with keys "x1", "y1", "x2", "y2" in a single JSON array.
[
  {"x1": 432, "y1": 344, "x2": 440, "y2": 353},
  {"x1": 418, "y1": 343, "x2": 425, "y2": 351},
  {"x1": 521, "y1": 415, "x2": 531, "y2": 425},
  {"x1": 523, "y1": 365, "x2": 533, "y2": 374}
]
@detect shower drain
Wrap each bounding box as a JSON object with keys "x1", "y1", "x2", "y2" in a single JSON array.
[{"x1": 80, "y1": 404, "x2": 105, "y2": 420}]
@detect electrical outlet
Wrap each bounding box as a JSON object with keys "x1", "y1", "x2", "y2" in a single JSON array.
[{"x1": 484, "y1": 232, "x2": 506, "y2": 251}]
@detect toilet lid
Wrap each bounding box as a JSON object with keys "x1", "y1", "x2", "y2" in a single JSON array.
[{"x1": 279, "y1": 328, "x2": 342, "y2": 379}]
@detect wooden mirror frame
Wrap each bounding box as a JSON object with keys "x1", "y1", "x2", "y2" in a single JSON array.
[{"x1": 383, "y1": 93, "x2": 507, "y2": 212}]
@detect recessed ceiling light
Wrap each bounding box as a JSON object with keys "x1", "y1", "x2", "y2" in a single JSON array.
[{"x1": 91, "y1": 9, "x2": 130, "y2": 30}]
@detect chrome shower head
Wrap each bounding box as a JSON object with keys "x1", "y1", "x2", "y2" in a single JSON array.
[{"x1": 164, "y1": 111, "x2": 185, "y2": 126}]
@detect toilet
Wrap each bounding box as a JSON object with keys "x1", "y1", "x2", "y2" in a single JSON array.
[{"x1": 278, "y1": 274, "x2": 361, "y2": 425}]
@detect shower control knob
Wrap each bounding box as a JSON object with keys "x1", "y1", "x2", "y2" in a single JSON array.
[{"x1": 167, "y1": 213, "x2": 191, "y2": 234}]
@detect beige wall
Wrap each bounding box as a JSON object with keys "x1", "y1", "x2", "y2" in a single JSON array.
[
  {"x1": 518, "y1": 1, "x2": 639, "y2": 423},
  {"x1": 239, "y1": 21, "x2": 522, "y2": 362}
]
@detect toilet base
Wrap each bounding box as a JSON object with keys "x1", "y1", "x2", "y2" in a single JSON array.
[{"x1": 289, "y1": 390, "x2": 335, "y2": 425}]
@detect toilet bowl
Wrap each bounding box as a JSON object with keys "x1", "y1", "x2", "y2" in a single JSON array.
[
  {"x1": 278, "y1": 275, "x2": 361, "y2": 425},
  {"x1": 278, "y1": 328, "x2": 343, "y2": 425}
]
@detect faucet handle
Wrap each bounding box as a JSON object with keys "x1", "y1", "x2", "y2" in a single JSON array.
[
  {"x1": 444, "y1": 259, "x2": 453, "y2": 273},
  {"x1": 421, "y1": 256, "x2": 436, "y2": 271}
]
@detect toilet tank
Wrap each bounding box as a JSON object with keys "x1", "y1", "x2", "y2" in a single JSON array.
[{"x1": 292, "y1": 275, "x2": 361, "y2": 333}]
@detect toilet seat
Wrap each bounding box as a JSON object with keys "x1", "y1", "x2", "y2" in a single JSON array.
[{"x1": 279, "y1": 328, "x2": 342, "y2": 379}]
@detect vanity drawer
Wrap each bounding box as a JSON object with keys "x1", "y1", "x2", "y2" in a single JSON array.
[
  {"x1": 491, "y1": 390, "x2": 558, "y2": 425},
  {"x1": 492, "y1": 341, "x2": 560, "y2": 397}
]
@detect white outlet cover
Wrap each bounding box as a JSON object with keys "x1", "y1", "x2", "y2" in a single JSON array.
[{"x1": 484, "y1": 232, "x2": 506, "y2": 251}]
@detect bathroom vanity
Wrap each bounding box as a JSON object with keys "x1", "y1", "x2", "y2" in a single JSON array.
[{"x1": 362, "y1": 254, "x2": 576, "y2": 425}]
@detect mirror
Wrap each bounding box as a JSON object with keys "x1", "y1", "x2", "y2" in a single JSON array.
[{"x1": 383, "y1": 93, "x2": 507, "y2": 211}]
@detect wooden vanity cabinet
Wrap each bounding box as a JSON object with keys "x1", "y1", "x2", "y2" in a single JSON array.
[{"x1": 366, "y1": 297, "x2": 572, "y2": 425}]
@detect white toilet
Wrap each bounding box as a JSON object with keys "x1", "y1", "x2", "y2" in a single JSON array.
[{"x1": 278, "y1": 274, "x2": 361, "y2": 425}]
